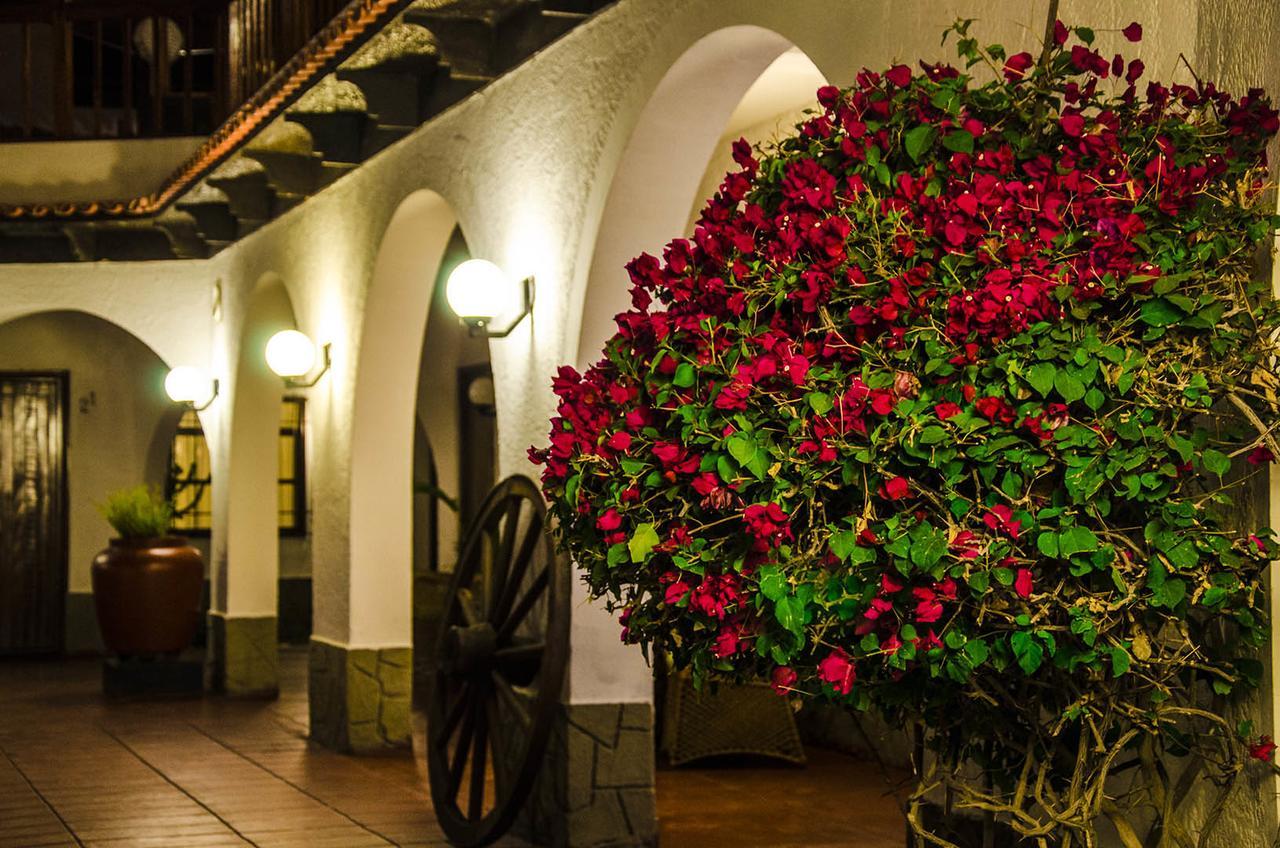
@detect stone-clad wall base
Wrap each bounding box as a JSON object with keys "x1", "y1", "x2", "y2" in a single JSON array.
[
  {"x1": 208, "y1": 613, "x2": 279, "y2": 698},
  {"x1": 517, "y1": 702, "x2": 657, "y2": 848},
  {"x1": 308, "y1": 638, "x2": 412, "y2": 754}
]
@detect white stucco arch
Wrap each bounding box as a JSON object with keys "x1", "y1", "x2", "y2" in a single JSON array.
[
  {"x1": 346, "y1": 188, "x2": 462, "y2": 647},
  {"x1": 209, "y1": 272, "x2": 298, "y2": 621},
  {"x1": 562, "y1": 24, "x2": 830, "y2": 704}
]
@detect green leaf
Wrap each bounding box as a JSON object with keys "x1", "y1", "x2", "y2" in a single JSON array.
[
  {"x1": 1054, "y1": 370, "x2": 1086, "y2": 403},
  {"x1": 1084, "y1": 388, "x2": 1105, "y2": 411},
  {"x1": 806, "y1": 392, "x2": 833, "y2": 415},
  {"x1": 774, "y1": 596, "x2": 805, "y2": 637},
  {"x1": 964, "y1": 640, "x2": 989, "y2": 666},
  {"x1": 904, "y1": 125, "x2": 937, "y2": 163},
  {"x1": 1037, "y1": 532, "x2": 1059, "y2": 558},
  {"x1": 1203, "y1": 448, "x2": 1231, "y2": 476},
  {"x1": 628, "y1": 523, "x2": 660, "y2": 563},
  {"x1": 1026, "y1": 362, "x2": 1056, "y2": 397},
  {"x1": 941, "y1": 129, "x2": 974, "y2": 153},
  {"x1": 910, "y1": 524, "x2": 948, "y2": 570},
  {"x1": 1140, "y1": 298, "x2": 1184, "y2": 327},
  {"x1": 1058, "y1": 527, "x2": 1098, "y2": 558},
  {"x1": 758, "y1": 566, "x2": 787, "y2": 601},
  {"x1": 1010, "y1": 631, "x2": 1044, "y2": 675},
  {"x1": 1110, "y1": 646, "x2": 1131, "y2": 677},
  {"x1": 673, "y1": 362, "x2": 695, "y2": 388}
]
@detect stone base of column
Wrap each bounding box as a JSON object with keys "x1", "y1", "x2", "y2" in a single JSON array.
[
  {"x1": 308, "y1": 637, "x2": 412, "y2": 754},
  {"x1": 207, "y1": 613, "x2": 279, "y2": 698},
  {"x1": 518, "y1": 702, "x2": 657, "y2": 848}
]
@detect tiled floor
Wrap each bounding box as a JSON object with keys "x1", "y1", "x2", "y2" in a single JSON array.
[{"x1": 0, "y1": 648, "x2": 906, "y2": 848}]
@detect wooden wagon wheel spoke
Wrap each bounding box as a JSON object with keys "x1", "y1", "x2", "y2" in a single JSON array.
[
  {"x1": 496, "y1": 567, "x2": 549, "y2": 644},
  {"x1": 490, "y1": 510, "x2": 544, "y2": 627},
  {"x1": 487, "y1": 496, "x2": 524, "y2": 610},
  {"x1": 456, "y1": 587, "x2": 483, "y2": 627},
  {"x1": 467, "y1": 702, "x2": 490, "y2": 822},
  {"x1": 428, "y1": 475, "x2": 569, "y2": 848},
  {"x1": 447, "y1": 698, "x2": 480, "y2": 799},
  {"x1": 491, "y1": 670, "x2": 532, "y2": 728},
  {"x1": 441, "y1": 682, "x2": 473, "y2": 741}
]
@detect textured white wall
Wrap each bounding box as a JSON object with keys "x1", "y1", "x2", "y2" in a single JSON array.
[{"x1": 0, "y1": 0, "x2": 1273, "y2": 734}]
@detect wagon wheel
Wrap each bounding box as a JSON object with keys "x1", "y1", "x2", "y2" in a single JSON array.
[{"x1": 427, "y1": 475, "x2": 570, "y2": 847}]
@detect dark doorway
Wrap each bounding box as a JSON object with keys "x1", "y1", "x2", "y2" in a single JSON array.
[
  {"x1": 0, "y1": 372, "x2": 68, "y2": 655},
  {"x1": 456, "y1": 363, "x2": 496, "y2": 534}
]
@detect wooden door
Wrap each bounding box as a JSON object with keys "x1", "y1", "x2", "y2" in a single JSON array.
[{"x1": 0, "y1": 373, "x2": 68, "y2": 655}]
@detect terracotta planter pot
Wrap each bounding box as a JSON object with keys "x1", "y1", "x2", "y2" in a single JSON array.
[{"x1": 91, "y1": 537, "x2": 204, "y2": 656}]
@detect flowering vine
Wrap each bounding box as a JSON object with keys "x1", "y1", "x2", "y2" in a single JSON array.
[{"x1": 534, "y1": 18, "x2": 1280, "y2": 845}]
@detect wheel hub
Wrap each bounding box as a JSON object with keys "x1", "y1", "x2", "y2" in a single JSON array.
[{"x1": 443, "y1": 622, "x2": 498, "y2": 675}]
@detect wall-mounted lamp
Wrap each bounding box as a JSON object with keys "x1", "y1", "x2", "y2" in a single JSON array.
[
  {"x1": 266, "y1": 330, "x2": 331, "y2": 388},
  {"x1": 164, "y1": 366, "x2": 219, "y2": 411},
  {"x1": 445, "y1": 259, "x2": 534, "y2": 338}
]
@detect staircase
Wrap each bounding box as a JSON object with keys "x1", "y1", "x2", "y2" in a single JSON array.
[{"x1": 0, "y1": 0, "x2": 612, "y2": 263}]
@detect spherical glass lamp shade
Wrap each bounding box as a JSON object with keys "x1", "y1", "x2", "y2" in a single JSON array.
[
  {"x1": 265, "y1": 330, "x2": 317, "y2": 378},
  {"x1": 445, "y1": 259, "x2": 519, "y2": 321},
  {"x1": 164, "y1": 366, "x2": 215, "y2": 405}
]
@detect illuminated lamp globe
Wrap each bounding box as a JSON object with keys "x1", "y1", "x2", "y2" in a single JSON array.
[
  {"x1": 164, "y1": 366, "x2": 215, "y2": 405},
  {"x1": 445, "y1": 259, "x2": 520, "y2": 322},
  {"x1": 265, "y1": 330, "x2": 317, "y2": 378}
]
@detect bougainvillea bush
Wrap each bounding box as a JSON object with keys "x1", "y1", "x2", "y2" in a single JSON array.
[{"x1": 533, "y1": 19, "x2": 1280, "y2": 844}]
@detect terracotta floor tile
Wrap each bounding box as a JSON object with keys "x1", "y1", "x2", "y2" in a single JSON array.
[{"x1": 0, "y1": 648, "x2": 905, "y2": 847}]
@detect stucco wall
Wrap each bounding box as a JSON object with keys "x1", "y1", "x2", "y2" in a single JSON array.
[
  {"x1": 0, "y1": 10, "x2": 1275, "y2": 819},
  {"x1": 0, "y1": 137, "x2": 206, "y2": 205},
  {"x1": 0, "y1": 311, "x2": 173, "y2": 593}
]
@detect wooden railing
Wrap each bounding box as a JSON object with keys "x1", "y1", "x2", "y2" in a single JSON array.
[
  {"x1": 0, "y1": 0, "x2": 353, "y2": 142},
  {"x1": 1, "y1": 0, "x2": 416, "y2": 220}
]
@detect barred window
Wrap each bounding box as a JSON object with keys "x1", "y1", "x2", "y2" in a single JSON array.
[
  {"x1": 166, "y1": 399, "x2": 307, "y2": 534},
  {"x1": 169, "y1": 409, "x2": 212, "y2": 533}
]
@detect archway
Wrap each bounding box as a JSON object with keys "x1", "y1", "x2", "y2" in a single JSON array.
[
  {"x1": 207, "y1": 272, "x2": 303, "y2": 697},
  {"x1": 572, "y1": 23, "x2": 829, "y2": 708},
  {"x1": 314, "y1": 188, "x2": 465, "y2": 753},
  {"x1": 0, "y1": 310, "x2": 171, "y2": 655}
]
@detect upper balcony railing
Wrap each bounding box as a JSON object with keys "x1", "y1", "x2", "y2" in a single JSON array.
[{"x1": 0, "y1": 0, "x2": 349, "y2": 142}]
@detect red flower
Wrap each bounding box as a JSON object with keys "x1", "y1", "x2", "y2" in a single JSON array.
[
  {"x1": 1003, "y1": 52, "x2": 1034, "y2": 82},
  {"x1": 951, "y1": 530, "x2": 982, "y2": 559},
  {"x1": 1250, "y1": 736, "x2": 1277, "y2": 761},
  {"x1": 885, "y1": 64, "x2": 912, "y2": 87},
  {"x1": 1248, "y1": 446, "x2": 1275, "y2": 465},
  {"x1": 664, "y1": 580, "x2": 691, "y2": 606},
  {"x1": 914, "y1": 595, "x2": 944, "y2": 624},
  {"x1": 881, "y1": 571, "x2": 905, "y2": 593},
  {"x1": 975, "y1": 396, "x2": 1016, "y2": 424},
  {"x1": 1053, "y1": 20, "x2": 1069, "y2": 46},
  {"x1": 1014, "y1": 568, "x2": 1034, "y2": 599},
  {"x1": 983, "y1": 505, "x2": 1022, "y2": 539},
  {"x1": 771, "y1": 665, "x2": 798, "y2": 696},
  {"x1": 597, "y1": 508, "x2": 623, "y2": 532},
  {"x1": 1122, "y1": 22, "x2": 1143, "y2": 42},
  {"x1": 934, "y1": 401, "x2": 962, "y2": 420},
  {"x1": 818, "y1": 649, "x2": 857, "y2": 695},
  {"x1": 743, "y1": 503, "x2": 794, "y2": 550},
  {"x1": 713, "y1": 628, "x2": 741, "y2": 657},
  {"x1": 880, "y1": 476, "x2": 911, "y2": 500},
  {"x1": 607, "y1": 431, "x2": 632, "y2": 451},
  {"x1": 1060, "y1": 112, "x2": 1086, "y2": 137}
]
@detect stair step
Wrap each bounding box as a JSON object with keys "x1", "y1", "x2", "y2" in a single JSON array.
[
  {"x1": 0, "y1": 230, "x2": 79, "y2": 263},
  {"x1": 422, "y1": 70, "x2": 493, "y2": 120},
  {"x1": 284, "y1": 110, "x2": 371, "y2": 164},
  {"x1": 272, "y1": 191, "x2": 307, "y2": 218},
  {"x1": 173, "y1": 198, "x2": 239, "y2": 243},
  {"x1": 339, "y1": 66, "x2": 441, "y2": 126},
  {"x1": 93, "y1": 226, "x2": 177, "y2": 262},
  {"x1": 405, "y1": 0, "x2": 540, "y2": 75},
  {"x1": 317, "y1": 161, "x2": 359, "y2": 190},
  {"x1": 242, "y1": 149, "x2": 326, "y2": 196},
  {"x1": 339, "y1": 21, "x2": 439, "y2": 76},
  {"x1": 206, "y1": 168, "x2": 276, "y2": 222},
  {"x1": 364, "y1": 123, "x2": 415, "y2": 158}
]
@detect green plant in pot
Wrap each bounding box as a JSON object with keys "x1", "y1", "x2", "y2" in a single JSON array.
[{"x1": 92, "y1": 485, "x2": 204, "y2": 657}]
